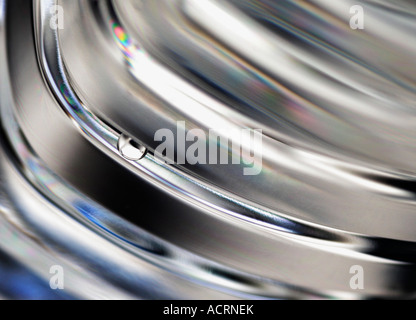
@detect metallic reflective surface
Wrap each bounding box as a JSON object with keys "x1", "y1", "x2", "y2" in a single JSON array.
[{"x1": 1, "y1": 0, "x2": 416, "y2": 299}]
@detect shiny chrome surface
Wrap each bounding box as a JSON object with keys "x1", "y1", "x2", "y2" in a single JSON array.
[{"x1": 1, "y1": 0, "x2": 416, "y2": 299}]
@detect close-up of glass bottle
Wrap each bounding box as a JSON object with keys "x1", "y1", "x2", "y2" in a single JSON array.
[{"x1": 0, "y1": 0, "x2": 416, "y2": 300}]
